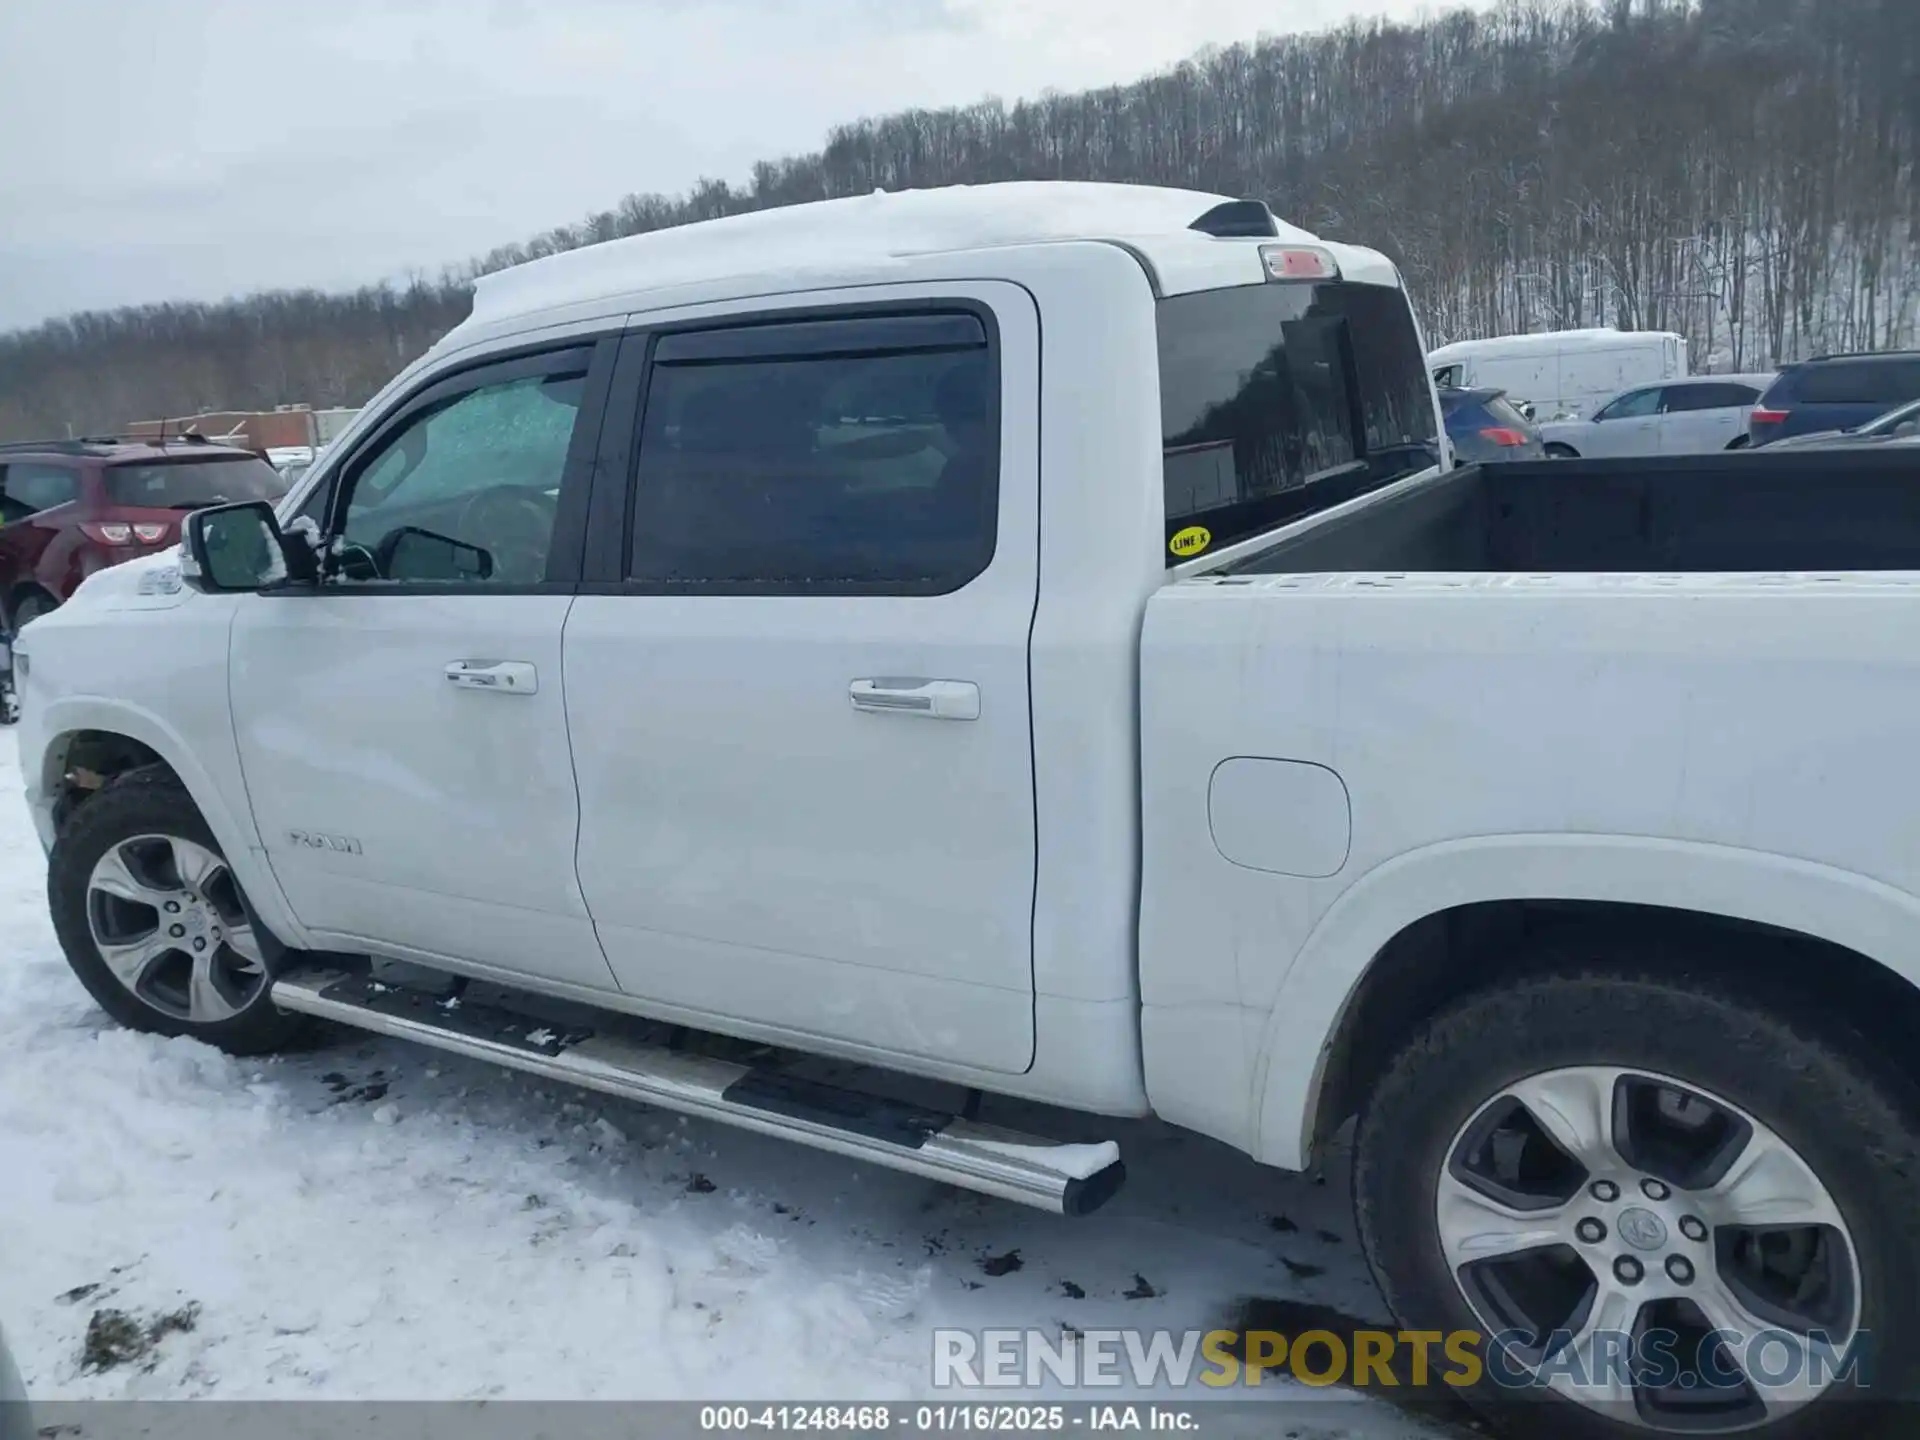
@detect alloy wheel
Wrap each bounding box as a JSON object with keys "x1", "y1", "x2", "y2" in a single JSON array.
[
  {"x1": 1436, "y1": 1065, "x2": 1862, "y2": 1429},
  {"x1": 85, "y1": 833, "x2": 267, "y2": 1024}
]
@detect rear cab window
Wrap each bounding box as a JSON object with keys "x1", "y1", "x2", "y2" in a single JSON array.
[
  {"x1": 106, "y1": 455, "x2": 289, "y2": 509},
  {"x1": 1157, "y1": 278, "x2": 1438, "y2": 564}
]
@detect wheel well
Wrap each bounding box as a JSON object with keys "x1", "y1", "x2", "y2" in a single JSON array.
[
  {"x1": 46, "y1": 729, "x2": 177, "y2": 835},
  {"x1": 1544, "y1": 442, "x2": 1579, "y2": 458},
  {"x1": 1726, "y1": 434, "x2": 1752, "y2": 449},
  {"x1": 5, "y1": 582, "x2": 56, "y2": 627},
  {"x1": 1310, "y1": 899, "x2": 1920, "y2": 1154}
]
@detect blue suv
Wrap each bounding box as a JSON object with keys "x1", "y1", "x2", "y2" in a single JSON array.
[{"x1": 1749, "y1": 351, "x2": 1920, "y2": 446}]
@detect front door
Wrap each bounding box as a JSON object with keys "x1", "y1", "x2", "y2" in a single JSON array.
[
  {"x1": 1585, "y1": 385, "x2": 1664, "y2": 456},
  {"x1": 230, "y1": 340, "x2": 621, "y2": 992},
  {"x1": 566, "y1": 287, "x2": 1041, "y2": 1073}
]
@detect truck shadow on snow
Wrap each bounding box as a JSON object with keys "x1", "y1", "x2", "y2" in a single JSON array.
[{"x1": 287, "y1": 1027, "x2": 1432, "y2": 1403}]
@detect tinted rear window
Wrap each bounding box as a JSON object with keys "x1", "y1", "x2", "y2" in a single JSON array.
[
  {"x1": 1667, "y1": 382, "x2": 1761, "y2": 411},
  {"x1": 1158, "y1": 280, "x2": 1438, "y2": 563},
  {"x1": 1482, "y1": 395, "x2": 1531, "y2": 429},
  {"x1": 105, "y1": 456, "x2": 288, "y2": 508},
  {"x1": 1785, "y1": 359, "x2": 1920, "y2": 407},
  {"x1": 1443, "y1": 393, "x2": 1531, "y2": 433}
]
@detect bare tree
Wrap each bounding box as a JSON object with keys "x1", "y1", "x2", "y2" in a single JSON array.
[{"x1": 4, "y1": 0, "x2": 1915, "y2": 440}]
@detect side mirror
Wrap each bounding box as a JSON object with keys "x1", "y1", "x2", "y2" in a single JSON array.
[
  {"x1": 180, "y1": 501, "x2": 316, "y2": 593},
  {"x1": 1895, "y1": 420, "x2": 1920, "y2": 439}
]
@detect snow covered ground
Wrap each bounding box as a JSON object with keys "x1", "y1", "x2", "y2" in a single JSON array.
[{"x1": 0, "y1": 734, "x2": 1453, "y2": 1437}]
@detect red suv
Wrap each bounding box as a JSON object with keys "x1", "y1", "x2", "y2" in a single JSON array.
[{"x1": 0, "y1": 436, "x2": 288, "y2": 630}]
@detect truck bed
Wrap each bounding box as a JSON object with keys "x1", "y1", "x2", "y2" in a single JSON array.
[
  {"x1": 1138, "y1": 447, "x2": 1920, "y2": 1161},
  {"x1": 1229, "y1": 448, "x2": 1920, "y2": 575}
]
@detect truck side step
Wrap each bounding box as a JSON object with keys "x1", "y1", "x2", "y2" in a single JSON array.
[{"x1": 270, "y1": 970, "x2": 1126, "y2": 1216}]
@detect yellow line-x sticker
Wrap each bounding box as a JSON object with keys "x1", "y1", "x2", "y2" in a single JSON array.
[{"x1": 1169, "y1": 524, "x2": 1212, "y2": 559}]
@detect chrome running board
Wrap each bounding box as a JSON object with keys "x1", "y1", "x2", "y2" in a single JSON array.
[{"x1": 271, "y1": 969, "x2": 1125, "y2": 1216}]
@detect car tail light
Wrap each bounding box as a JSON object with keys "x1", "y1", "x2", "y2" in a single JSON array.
[
  {"x1": 1480, "y1": 427, "x2": 1530, "y2": 447},
  {"x1": 1259, "y1": 244, "x2": 1340, "y2": 281},
  {"x1": 1749, "y1": 406, "x2": 1790, "y2": 425},
  {"x1": 80, "y1": 521, "x2": 170, "y2": 546}
]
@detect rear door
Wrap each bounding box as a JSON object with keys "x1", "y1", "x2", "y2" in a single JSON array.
[
  {"x1": 565, "y1": 287, "x2": 1041, "y2": 1072},
  {"x1": 1658, "y1": 381, "x2": 1760, "y2": 453}
]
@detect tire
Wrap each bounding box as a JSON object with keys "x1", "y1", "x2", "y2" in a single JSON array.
[
  {"x1": 1545, "y1": 443, "x2": 1580, "y2": 460},
  {"x1": 1354, "y1": 949, "x2": 1920, "y2": 1440},
  {"x1": 10, "y1": 592, "x2": 55, "y2": 630},
  {"x1": 48, "y1": 768, "x2": 306, "y2": 1055}
]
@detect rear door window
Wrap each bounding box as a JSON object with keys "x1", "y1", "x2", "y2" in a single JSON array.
[
  {"x1": 1794, "y1": 360, "x2": 1920, "y2": 407},
  {"x1": 1661, "y1": 383, "x2": 1740, "y2": 413},
  {"x1": 1157, "y1": 280, "x2": 1437, "y2": 563},
  {"x1": 625, "y1": 311, "x2": 998, "y2": 594},
  {"x1": 105, "y1": 456, "x2": 288, "y2": 508}
]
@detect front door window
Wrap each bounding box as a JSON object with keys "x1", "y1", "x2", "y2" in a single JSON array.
[{"x1": 331, "y1": 364, "x2": 589, "y2": 586}]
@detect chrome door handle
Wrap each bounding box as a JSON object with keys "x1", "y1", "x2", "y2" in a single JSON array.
[
  {"x1": 849, "y1": 678, "x2": 980, "y2": 721},
  {"x1": 445, "y1": 660, "x2": 538, "y2": 694}
]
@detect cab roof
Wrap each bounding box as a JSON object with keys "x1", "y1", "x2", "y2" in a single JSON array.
[{"x1": 456, "y1": 182, "x2": 1401, "y2": 342}]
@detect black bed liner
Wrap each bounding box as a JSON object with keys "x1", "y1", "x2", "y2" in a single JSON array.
[{"x1": 1233, "y1": 448, "x2": 1920, "y2": 576}]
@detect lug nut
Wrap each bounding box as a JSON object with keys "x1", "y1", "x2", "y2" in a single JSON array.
[
  {"x1": 164, "y1": 901, "x2": 181, "y2": 914},
  {"x1": 169, "y1": 924, "x2": 186, "y2": 938},
  {"x1": 1667, "y1": 1255, "x2": 1695, "y2": 1285},
  {"x1": 192, "y1": 937, "x2": 206, "y2": 952},
  {"x1": 1614, "y1": 1256, "x2": 1644, "y2": 1285},
  {"x1": 1641, "y1": 1178, "x2": 1671, "y2": 1201},
  {"x1": 1590, "y1": 1180, "x2": 1620, "y2": 1202},
  {"x1": 1679, "y1": 1215, "x2": 1708, "y2": 1243},
  {"x1": 1577, "y1": 1217, "x2": 1607, "y2": 1243}
]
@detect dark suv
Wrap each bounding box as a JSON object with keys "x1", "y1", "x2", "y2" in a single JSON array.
[
  {"x1": 1437, "y1": 386, "x2": 1546, "y2": 464},
  {"x1": 0, "y1": 437, "x2": 287, "y2": 630},
  {"x1": 1748, "y1": 351, "x2": 1920, "y2": 446}
]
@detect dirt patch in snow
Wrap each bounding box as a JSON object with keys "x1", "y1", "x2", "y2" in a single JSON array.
[{"x1": 80, "y1": 1302, "x2": 201, "y2": 1373}]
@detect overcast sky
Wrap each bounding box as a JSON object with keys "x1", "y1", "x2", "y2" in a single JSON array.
[{"x1": 0, "y1": 0, "x2": 1442, "y2": 333}]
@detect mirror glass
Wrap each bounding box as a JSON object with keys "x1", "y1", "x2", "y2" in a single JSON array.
[{"x1": 196, "y1": 503, "x2": 287, "y2": 591}]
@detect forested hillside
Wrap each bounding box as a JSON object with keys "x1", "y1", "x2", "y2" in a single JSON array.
[{"x1": 3, "y1": 0, "x2": 1914, "y2": 440}]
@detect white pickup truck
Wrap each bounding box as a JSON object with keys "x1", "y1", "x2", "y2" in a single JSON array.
[{"x1": 16, "y1": 183, "x2": 1920, "y2": 1438}]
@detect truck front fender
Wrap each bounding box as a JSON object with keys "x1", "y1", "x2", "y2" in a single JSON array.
[
  {"x1": 1250, "y1": 832, "x2": 1920, "y2": 1169},
  {"x1": 29, "y1": 693, "x2": 310, "y2": 952}
]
